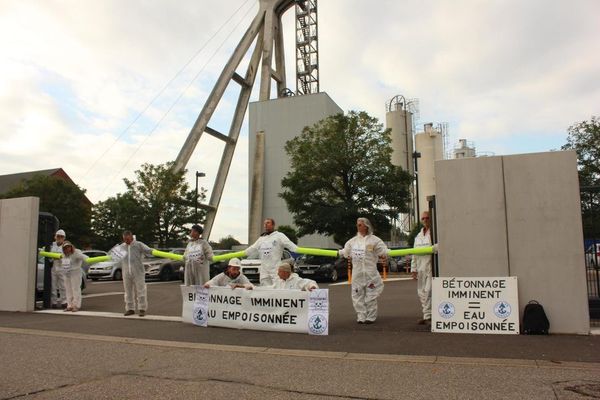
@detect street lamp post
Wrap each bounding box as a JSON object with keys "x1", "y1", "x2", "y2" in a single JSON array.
[{"x1": 195, "y1": 171, "x2": 205, "y2": 222}]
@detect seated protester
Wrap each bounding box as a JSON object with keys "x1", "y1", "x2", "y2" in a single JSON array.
[
  {"x1": 271, "y1": 263, "x2": 318, "y2": 291},
  {"x1": 203, "y1": 258, "x2": 253, "y2": 289}
]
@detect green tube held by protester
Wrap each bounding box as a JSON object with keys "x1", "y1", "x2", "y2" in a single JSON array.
[
  {"x1": 211, "y1": 250, "x2": 247, "y2": 262},
  {"x1": 151, "y1": 249, "x2": 184, "y2": 262},
  {"x1": 387, "y1": 246, "x2": 434, "y2": 257},
  {"x1": 39, "y1": 250, "x2": 62, "y2": 259}
]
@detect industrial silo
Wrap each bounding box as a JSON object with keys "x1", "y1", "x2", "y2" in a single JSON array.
[
  {"x1": 385, "y1": 95, "x2": 414, "y2": 176},
  {"x1": 415, "y1": 123, "x2": 444, "y2": 218}
]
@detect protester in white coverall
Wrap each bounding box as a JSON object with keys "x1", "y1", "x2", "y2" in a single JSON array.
[
  {"x1": 340, "y1": 217, "x2": 389, "y2": 324},
  {"x1": 411, "y1": 211, "x2": 436, "y2": 325},
  {"x1": 50, "y1": 229, "x2": 67, "y2": 309},
  {"x1": 203, "y1": 258, "x2": 253, "y2": 289},
  {"x1": 114, "y1": 231, "x2": 153, "y2": 317},
  {"x1": 245, "y1": 218, "x2": 298, "y2": 286},
  {"x1": 184, "y1": 224, "x2": 214, "y2": 286},
  {"x1": 270, "y1": 263, "x2": 318, "y2": 291},
  {"x1": 60, "y1": 241, "x2": 88, "y2": 312}
]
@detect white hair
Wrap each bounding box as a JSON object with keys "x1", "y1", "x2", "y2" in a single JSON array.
[{"x1": 357, "y1": 217, "x2": 374, "y2": 235}]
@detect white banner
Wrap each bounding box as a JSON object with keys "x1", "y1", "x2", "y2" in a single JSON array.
[
  {"x1": 181, "y1": 285, "x2": 329, "y2": 335},
  {"x1": 432, "y1": 277, "x2": 519, "y2": 335}
]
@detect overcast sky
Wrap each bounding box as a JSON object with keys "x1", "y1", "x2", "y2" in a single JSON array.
[{"x1": 1, "y1": 0, "x2": 599, "y2": 243}]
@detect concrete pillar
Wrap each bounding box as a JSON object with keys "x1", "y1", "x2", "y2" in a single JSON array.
[
  {"x1": 0, "y1": 197, "x2": 39, "y2": 312},
  {"x1": 249, "y1": 131, "x2": 265, "y2": 243}
]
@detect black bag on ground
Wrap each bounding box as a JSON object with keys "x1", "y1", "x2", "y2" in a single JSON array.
[{"x1": 522, "y1": 300, "x2": 549, "y2": 335}]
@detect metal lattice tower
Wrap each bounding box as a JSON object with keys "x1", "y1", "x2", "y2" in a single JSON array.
[
  {"x1": 173, "y1": 0, "x2": 319, "y2": 239},
  {"x1": 295, "y1": 0, "x2": 319, "y2": 95}
]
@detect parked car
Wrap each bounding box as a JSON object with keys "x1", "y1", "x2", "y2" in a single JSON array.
[
  {"x1": 88, "y1": 249, "x2": 121, "y2": 281},
  {"x1": 294, "y1": 255, "x2": 348, "y2": 282},
  {"x1": 586, "y1": 243, "x2": 600, "y2": 268},
  {"x1": 241, "y1": 249, "x2": 295, "y2": 283},
  {"x1": 144, "y1": 253, "x2": 181, "y2": 281}
]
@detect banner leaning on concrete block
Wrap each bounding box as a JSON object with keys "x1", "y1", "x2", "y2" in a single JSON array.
[
  {"x1": 181, "y1": 286, "x2": 329, "y2": 335},
  {"x1": 432, "y1": 277, "x2": 519, "y2": 334}
]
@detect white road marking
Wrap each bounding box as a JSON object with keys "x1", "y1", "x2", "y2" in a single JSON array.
[
  {"x1": 328, "y1": 277, "x2": 412, "y2": 286},
  {"x1": 36, "y1": 309, "x2": 181, "y2": 322},
  {"x1": 82, "y1": 292, "x2": 124, "y2": 299}
]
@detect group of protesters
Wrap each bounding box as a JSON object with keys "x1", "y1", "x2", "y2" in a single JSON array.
[{"x1": 45, "y1": 214, "x2": 435, "y2": 325}]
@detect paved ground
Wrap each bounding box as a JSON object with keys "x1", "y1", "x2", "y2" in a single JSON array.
[{"x1": 2, "y1": 275, "x2": 600, "y2": 399}]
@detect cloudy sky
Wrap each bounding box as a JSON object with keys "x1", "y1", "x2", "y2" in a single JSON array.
[{"x1": 1, "y1": 0, "x2": 599, "y2": 243}]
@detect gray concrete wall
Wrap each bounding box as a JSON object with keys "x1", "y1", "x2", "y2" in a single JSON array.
[
  {"x1": 0, "y1": 197, "x2": 39, "y2": 312},
  {"x1": 503, "y1": 151, "x2": 589, "y2": 334},
  {"x1": 435, "y1": 151, "x2": 589, "y2": 334},
  {"x1": 436, "y1": 156, "x2": 510, "y2": 276},
  {"x1": 249, "y1": 92, "x2": 343, "y2": 247}
]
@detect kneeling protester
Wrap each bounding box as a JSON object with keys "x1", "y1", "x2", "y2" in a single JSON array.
[
  {"x1": 204, "y1": 258, "x2": 253, "y2": 290},
  {"x1": 270, "y1": 263, "x2": 318, "y2": 291}
]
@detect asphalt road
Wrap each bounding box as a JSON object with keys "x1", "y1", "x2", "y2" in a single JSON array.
[
  {"x1": 3, "y1": 275, "x2": 600, "y2": 399},
  {"x1": 3, "y1": 275, "x2": 598, "y2": 363}
]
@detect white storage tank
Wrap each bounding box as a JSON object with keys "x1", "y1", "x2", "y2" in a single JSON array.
[
  {"x1": 385, "y1": 97, "x2": 414, "y2": 175},
  {"x1": 415, "y1": 123, "x2": 444, "y2": 217}
]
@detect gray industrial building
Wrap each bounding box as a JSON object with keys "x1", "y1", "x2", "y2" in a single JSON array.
[{"x1": 248, "y1": 92, "x2": 341, "y2": 247}]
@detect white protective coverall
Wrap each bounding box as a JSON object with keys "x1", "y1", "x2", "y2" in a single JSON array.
[
  {"x1": 183, "y1": 238, "x2": 213, "y2": 286},
  {"x1": 340, "y1": 234, "x2": 388, "y2": 323},
  {"x1": 270, "y1": 273, "x2": 318, "y2": 291},
  {"x1": 50, "y1": 241, "x2": 66, "y2": 306},
  {"x1": 61, "y1": 249, "x2": 88, "y2": 309},
  {"x1": 245, "y1": 231, "x2": 298, "y2": 286},
  {"x1": 205, "y1": 272, "x2": 252, "y2": 288},
  {"x1": 411, "y1": 228, "x2": 433, "y2": 320},
  {"x1": 112, "y1": 241, "x2": 153, "y2": 312}
]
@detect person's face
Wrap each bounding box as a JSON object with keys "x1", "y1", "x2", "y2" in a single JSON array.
[
  {"x1": 227, "y1": 266, "x2": 240, "y2": 278},
  {"x1": 421, "y1": 213, "x2": 430, "y2": 228},
  {"x1": 264, "y1": 219, "x2": 274, "y2": 233},
  {"x1": 356, "y1": 220, "x2": 369, "y2": 236},
  {"x1": 278, "y1": 268, "x2": 291, "y2": 280},
  {"x1": 55, "y1": 235, "x2": 65, "y2": 245},
  {"x1": 123, "y1": 234, "x2": 133, "y2": 245},
  {"x1": 190, "y1": 229, "x2": 200, "y2": 240},
  {"x1": 63, "y1": 245, "x2": 73, "y2": 255}
]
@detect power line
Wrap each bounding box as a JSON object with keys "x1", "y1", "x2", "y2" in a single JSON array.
[
  {"x1": 98, "y1": 0, "x2": 257, "y2": 199},
  {"x1": 83, "y1": 0, "x2": 253, "y2": 180}
]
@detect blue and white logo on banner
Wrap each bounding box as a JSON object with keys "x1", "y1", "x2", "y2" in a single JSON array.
[
  {"x1": 308, "y1": 314, "x2": 328, "y2": 335},
  {"x1": 438, "y1": 301, "x2": 455, "y2": 319},
  {"x1": 493, "y1": 301, "x2": 511, "y2": 319},
  {"x1": 192, "y1": 286, "x2": 209, "y2": 327}
]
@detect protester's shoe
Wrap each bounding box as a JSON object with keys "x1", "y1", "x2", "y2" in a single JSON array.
[
  {"x1": 124, "y1": 310, "x2": 135, "y2": 316},
  {"x1": 61, "y1": 303, "x2": 68, "y2": 309},
  {"x1": 417, "y1": 319, "x2": 427, "y2": 325},
  {"x1": 365, "y1": 320, "x2": 375, "y2": 324},
  {"x1": 357, "y1": 320, "x2": 365, "y2": 324},
  {"x1": 139, "y1": 310, "x2": 146, "y2": 317},
  {"x1": 64, "y1": 306, "x2": 73, "y2": 312}
]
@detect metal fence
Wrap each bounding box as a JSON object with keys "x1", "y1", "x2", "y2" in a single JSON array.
[{"x1": 581, "y1": 186, "x2": 600, "y2": 327}]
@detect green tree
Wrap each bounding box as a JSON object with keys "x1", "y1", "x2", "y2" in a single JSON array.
[
  {"x1": 91, "y1": 162, "x2": 206, "y2": 248},
  {"x1": 214, "y1": 235, "x2": 241, "y2": 250},
  {"x1": 562, "y1": 116, "x2": 600, "y2": 238},
  {"x1": 278, "y1": 225, "x2": 298, "y2": 244},
  {"x1": 280, "y1": 111, "x2": 412, "y2": 245},
  {"x1": 561, "y1": 116, "x2": 600, "y2": 186},
  {"x1": 1, "y1": 175, "x2": 92, "y2": 246},
  {"x1": 91, "y1": 193, "x2": 150, "y2": 250}
]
